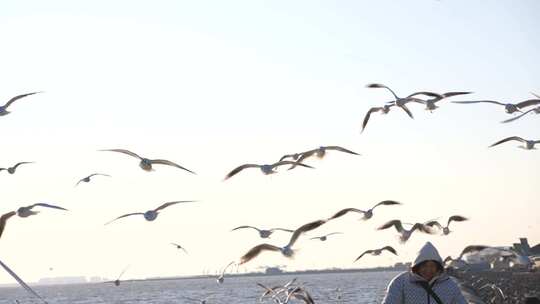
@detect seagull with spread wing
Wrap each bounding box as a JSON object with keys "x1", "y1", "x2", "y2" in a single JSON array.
[
  {"x1": 0, "y1": 258, "x2": 48, "y2": 303},
  {"x1": 105, "y1": 265, "x2": 130, "y2": 287},
  {"x1": 425, "y1": 215, "x2": 468, "y2": 235},
  {"x1": 239, "y1": 219, "x2": 328, "y2": 264},
  {"x1": 366, "y1": 83, "x2": 443, "y2": 119},
  {"x1": 231, "y1": 226, "x2": 294, "y2": 239},
  {"x1": 0, "y1": 92, "x2": 42, "y2": 116},
  {"x1": 105, "y1": 200, "x2": 195, "y2": 225},
  {"x1": 171, "y1": 243, "x2": 188, "y2": 254},
  {"x1": 360, "y1": 104, "x2": 395, "y2": 133},
  {"x1": 100, "y1": 149, "x2": 196, "y2": 174},
  {"x1": 377, "y1": 220, "x2": 435, "y2": 243},
  {"x1": 452, "y1": 97, "x2": 540, "y2": 114},
  {"x1": 310, "y1": 232, "x2": 343, "y2": 241},
  {"x1": 489, "y1": 136, "x2": 540, "y2": 150},
  {"x1": 75, "y1": 173, "x2": 110, "y2": 186},
  {"x1": 216, "y1": 261, "x2": 236, "y2": 284},
  {"x1": 16, "y1": 203, "x2": 68, "y2": 218},
  {"x1": 287, "y1": 145, "x2": 359, "y2": 169},
  {"x1": 224, "y1": 161, "x2": 313, "y2": 180},
  {"x1": 354, "y1": 246, "x2": 397, "y2": 262},
  {"x1": 501, "y1": 106, "x2": 540, "y2": 123},
  {"x1": 407, "y1": 91, "x2": 473, "y2": 112},
  {"x1": 328, "y1": 200, "x2": 401, "y2": 221},
  {"x1": 0, "y1": 162, "x2": 34, "y2": 175}
]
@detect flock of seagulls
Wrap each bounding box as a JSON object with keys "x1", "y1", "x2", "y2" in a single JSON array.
[{"x1": 1, "y1": 80, "x2": 537, "y2": 304}]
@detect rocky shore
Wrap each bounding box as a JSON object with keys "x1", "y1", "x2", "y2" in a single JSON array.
[{"x1": 449, "y1": 269, "x2": 540, "y2": 304}]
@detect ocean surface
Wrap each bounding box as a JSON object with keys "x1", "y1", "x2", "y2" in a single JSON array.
[{"x1": 0, "y1": 271, "x2": 399, "y2": 304}]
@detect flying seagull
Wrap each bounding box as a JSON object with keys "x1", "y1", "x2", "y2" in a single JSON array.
[
  {"x1": 366, "y1": 83, "x2": 443, "y2": 119},
  {"x1": 171, "y1": 243, "x2": 188, "y2": 254},
  {"x1": 100, "y1": 149, "x2": 196, "y2": 174},
  {"x1": 239, "y1": 219, "x2": 328, "y2": 264},
  {"x1": 287, "y1": 145, "x2": 360, "y2": 169},
  {"x1": 489, "y1": 136, "x2": 539, "y2": 150},
  {"x1": 377, "y1": 220, "x2": 435, "y2": 243},
  {"x1": 231, "y1": 226, "x2": 294, "y2": 239},
  {"x1": 0, "y1": 162, "x2": 34, "y2": 175},
  {"x1": 0, "y1": 92, "x2": 42, "y2": 116},
  {"x1": 407, "y1": 91, "x2": 473, "y2": 112},
  {"x1": 75, "y1": 173, "x2": 110, "y2": 186},
  {"x1": 16, "y1": 203, "x2": 68, "y2": 218},
  {"x1": 224, "y1": 161, "x2": 313, "y2": 180},
  {"x1": 328, "y1": 200, "x2": 401, "y2": 221},
  {"x1": 501, "y1": 106, "x2": 540, "y2": 123},
  {"x1": 216, "y1": 261, "x2": 236, "y2": 284},
  {"x1": 425, "y1": 215, "x2": 468, "y2": 235},
  {"x1": 105, "y1": 200, "x2": 196, "y2": 225},
  {"x1": 354, "y1": 246, "x2": 397, "y2": 262},
  {"x1": 452, "y1": 98, "x2": 540, "y2": 114},
  {"x1": 310, "y1": 232, "x2": 343, "y2": 241},
  {"x1": 361, "y1": 104, "x2": 395, "y2": 133},
  {"x1": 105, "y1": 265, "x2": 130, "y2": 287}
]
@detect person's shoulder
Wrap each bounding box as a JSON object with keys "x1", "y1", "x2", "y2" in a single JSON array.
[{"x1": 389, "y1": 271, "x2": 409, "y2": 284}]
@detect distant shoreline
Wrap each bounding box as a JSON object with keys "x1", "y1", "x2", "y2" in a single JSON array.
[{"x1": 0, "y1": 265, "x2": 406, "y2": 288}]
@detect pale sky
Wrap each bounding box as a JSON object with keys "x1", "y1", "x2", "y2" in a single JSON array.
[{"x1": 0, "y1": 0, "x2": 539, "y2": 285}]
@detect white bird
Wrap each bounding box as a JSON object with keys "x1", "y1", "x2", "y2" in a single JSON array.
[
  {"x1": 0, "y1": 258, "x2": 48, "y2": 303},
  {"x1": 16, "y1": 203, "x2": 68, "y2": 218},
  {"x1": 354, "y1": 246, "x2": 397, "y2": 262},
  {"x1": 75, "y1": 173, "x2": 110, "y2": 186},
  {"x1": 287, "y1": 145, "x2": 360, "y2": 169},
  {"x1": 100, "y1": 149, "x2": 196, "y2": 174},
  {"x1": 452, "y1": 98, "x2": 540, "y2": 114},
  {"x1": 310, "y1": 232, "x2": 343, "y2": 241},
  {"x1": 0, "y1": 211, "x2": 16, "y2": 240},
  {"x1": 407, "y1": 91, "x2": 473, "y2": 112},
  {"x1": 501, "y1": 106, "x2": 540, "y2": 123},
  {"x1": 366, "y1": 83, "x2": 444, "y2": 119},
  {"x1": 105, "y1": 200, "x2": 195, "y2": 225},
  {"x1": 171, "y1": 243, "x2": 188, "y2": 253},
  {"x1": 216, "y1": 261, "x2": 235, "y2": 284},
  {"x1": 425, "y1": 215, "x2": 468, "y2": 235},
  {"x1": 489, "y1": 136, "x2": 540, "y2": 150},
  {"x1": 224, "y1": 161, "x2": 314, "y2": 180},
  {"x1": 231, "y1": 226, "x2": 294, "y2": 239},
  {"x1": 0, "y1": 92, "x2": 42, "y2": 116},
  {"x1": 377, "y1": 220, "x2": 435, "y2": 243},
  {"x1": 0, "y1": 162, "x2": 34, "y2": 174},
  {"x1": 239, "y1": 219, "x2": 328, "y2": 264},
  {"x1": 328, "y1": 200, "x2": 401, "y2": 221}
]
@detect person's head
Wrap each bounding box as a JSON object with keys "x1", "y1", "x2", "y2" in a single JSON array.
[
  {"x1": 412, "y1": 260, "x2": 443, "y2": 281},
  {"x1": 412, "y1": 242, "x2": 444, "y2": 281}
]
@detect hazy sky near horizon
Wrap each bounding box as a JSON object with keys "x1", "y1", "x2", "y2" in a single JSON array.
[{"x1": 0, "y1": 0, "x2": 539, "y2": 285}]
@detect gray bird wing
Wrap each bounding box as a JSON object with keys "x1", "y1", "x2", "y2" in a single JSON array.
[
  {"x1": 224, "y1": 164, "x2": 261, "y2": 180},
  {"x1": 489, "y1": 136, "x2": 526, "y2": 147},
  {"x1": 105, "y1": 213, "x2": 143, "y2": 225},
  {"x1": 3, "y1": 92, "x2": 42, "y2": 108},
  {"x1": 239, "y1": 244, "x2": 281, "y2": 265},
  {"x1": 154, "y1": 200, "x2": 195, "y2": 212},
  {"x1": 100, "y1": 149, "x2": 142, "y2": 160},
  {"x1": 150, "y1": 159, "x2": 196, "y2": 174}
]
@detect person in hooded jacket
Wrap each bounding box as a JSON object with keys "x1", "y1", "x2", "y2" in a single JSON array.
[{"x1": 382, "y1": 242, "x2": 467, "y2": 304}]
